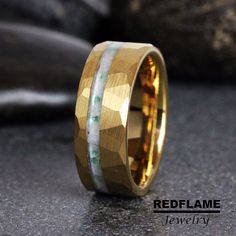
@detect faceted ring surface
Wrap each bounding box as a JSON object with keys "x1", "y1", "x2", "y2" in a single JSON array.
[{"x1": 75, "y1": 41, "x2": 168, "y2": 197}]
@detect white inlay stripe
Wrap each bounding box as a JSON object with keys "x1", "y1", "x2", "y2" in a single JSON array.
[{"x1": 86, "y1": 42, "x2": 123, "y2": 192}]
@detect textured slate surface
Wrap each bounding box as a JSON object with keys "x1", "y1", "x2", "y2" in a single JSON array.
[{"x1": 0, "y1": 83, "x2": 235, "y2": 235}]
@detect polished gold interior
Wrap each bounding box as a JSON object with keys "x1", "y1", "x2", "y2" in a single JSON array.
[{"x1": 128, "y1": 54, "x2": 164, "y2": 187}]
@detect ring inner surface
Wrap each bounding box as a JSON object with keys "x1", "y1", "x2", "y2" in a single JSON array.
[{"x1": 128, "y1": 54, "x2": 161, "y2": 187}]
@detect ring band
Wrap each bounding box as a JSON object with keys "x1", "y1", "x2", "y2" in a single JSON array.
[{"x1": 75, "y1": 41, "x2": 168, "y2": 196}]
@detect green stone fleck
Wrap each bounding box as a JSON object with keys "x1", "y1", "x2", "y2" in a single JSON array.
[
  {"x1": 90, "y1": 116, "x2": 99, "y2": 122},
  {"x1": 93, "y1": 96, "x2": 101, "y2": 103},
  {"x1": 99, "y1": 73, "x2": 106, "y2": 80},
  {"x1": 91, "y1": 157, "x2": 98, "y2": 164},
  {"x1": 91, "y1": 149, "x2": 99, "y2": 157}
]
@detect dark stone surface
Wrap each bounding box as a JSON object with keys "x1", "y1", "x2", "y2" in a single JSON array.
[
  {"x1": 0, "y1": 83, "x2": 235, "y2": 235},
  {"x1": 0, "y1": 23, "x2": 92, "y2": 123},
  {"x1": 0, "y1": 0, "x2": 110, "y2": 41},
  {"x1": 111, "y1": 0, "x2": 236, "y2": 80}
]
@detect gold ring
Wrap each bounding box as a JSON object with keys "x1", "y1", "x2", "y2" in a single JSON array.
[{"x1": 75, "y1": 41, "x2": 168, "y2": 197}]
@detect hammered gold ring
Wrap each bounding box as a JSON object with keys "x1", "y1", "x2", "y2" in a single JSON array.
[{"x1": 74, "y1": 41, "x2": 168, "y2": 196}]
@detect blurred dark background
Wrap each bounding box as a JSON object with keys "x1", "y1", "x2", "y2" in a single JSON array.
[
  {"x1": 0, "y1": 0, "x2": 235, "y2": 122},
  {"x1": 1, "y1": 1, "x2": 236, "y2": 235}
]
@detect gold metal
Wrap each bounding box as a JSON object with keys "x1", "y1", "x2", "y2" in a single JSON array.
[{"x1": 75, "y1": 41, "x2": 168, "y2": 197}]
